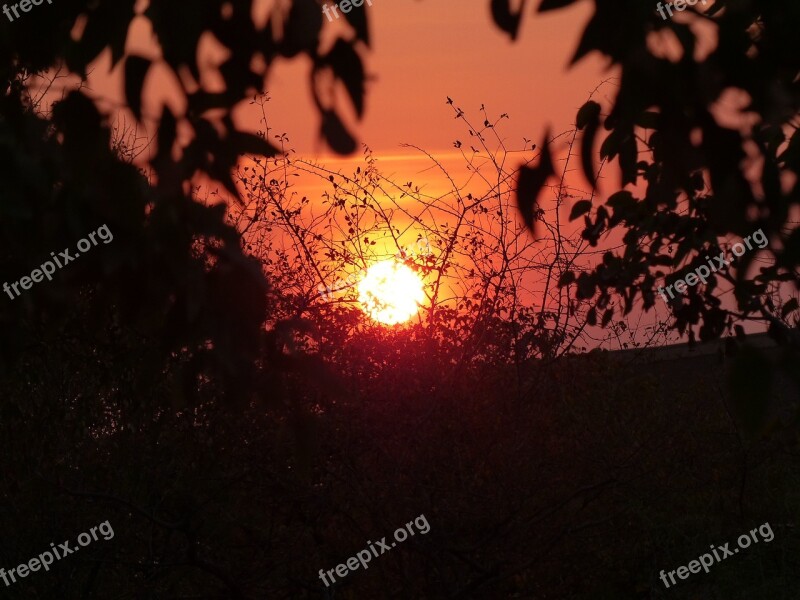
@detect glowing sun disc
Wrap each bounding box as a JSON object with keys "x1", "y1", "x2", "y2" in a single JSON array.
[{"x1": 357, "y1": 261, "x2": 425, "y2": 325}]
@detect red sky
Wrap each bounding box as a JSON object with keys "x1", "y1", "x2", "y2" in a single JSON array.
[
  {"x1": 259, "y1": 0, "x2": 610, "y2": 157},
  {"x1": 71, "y1": 0, "x2": 611, "y2": 162},
  {"x1": 35, "y1": 0, "x2": 772, "y2": 346}
]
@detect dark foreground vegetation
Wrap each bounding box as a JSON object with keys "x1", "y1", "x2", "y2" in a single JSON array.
[{"x1": 2, "y1": 321, "x2": 798, "y2": 598}]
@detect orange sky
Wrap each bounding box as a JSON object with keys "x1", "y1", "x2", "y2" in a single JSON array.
[
  {"x1": 257, "y1": 0, "x2": 610, "y2": 156},
  {"x1": 33, "y1": 0, "x2": 621, "y2": 207},
  {"x1": 68, "y1": 0, "x2": 612, "y2": 161},
  {"x1": 34, "y1": 0, "x2": 771, "y2": 347}
]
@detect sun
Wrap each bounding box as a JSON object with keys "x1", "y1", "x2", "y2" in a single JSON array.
[{"x1": 357, "y1": 260, "x2": 425, "y2": 325}]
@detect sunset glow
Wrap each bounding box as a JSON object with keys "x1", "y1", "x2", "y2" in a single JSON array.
[{"x1": 357, "y1": 261, "x2": 425, "y2": 325}]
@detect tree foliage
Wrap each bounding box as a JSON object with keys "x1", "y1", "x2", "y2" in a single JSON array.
[
  {"x1": 501, "y1": 0, "x2": 800, "y2": 347},
  {"x1": 3, "y1": 0, "x2": 369, "y2": 196}
]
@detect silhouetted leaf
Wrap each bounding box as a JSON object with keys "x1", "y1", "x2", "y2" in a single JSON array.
[
  {"x1": 219, "y1": 57, "x2": 263, "y2": 99},
  {"x1": 144, "y1": 1, "x2": 214, "y2": 79},
  {"x1": 570, "y1": 200, "x2": 592, "y2": 221},
  {"x1": 559, "y1": 271, "x2": 576, "y2": 286},
  {"x1": 343, "y1": 2, "x2": 371, "y2": 46},
  {"x1": 576, "y1": 101, "x2": 600, "y2": 130},
  {"x1": 619, "y1": 132, "x2": 637, "y2": 185},
  {"x1": 281, "y1": 0, "x2": 324, "y2": 58},
  {"x1": 605, "y1": 191, "x2": 637, "y2": 226},
  {"x1": 230, "y1": 132, "x2": 279, "y2": 158},
  {"x1": 155, "y1": 105, "x2": 177, "y2": 168},
  {"x1": 651, "y1": 255, "x2": 673, "y2": 267},
  {"x1": 321, "y1": 110, "x2": 357, "y2": 154},
  {"x1": 600, "y1": 129, "x2": 621, "y2": 160},
  {"x1": 65, "y1": 3, "x2": 124, "y2": 75},
  {"x1": 491, "y1": 0, "x2": 526, "y2": 40},
  {"x1": 576, "y1": 272, "x2": 596, "y2": 299},
  {"x1": 517, "y1": 132, "x2": 554, "y2": 232},
  {"x1": 124, "y1": 56, "x2": 151, "y2": 121},
  {"x1": 577, "y1": 101, "x2": 602, "y2": 187},
  {"x1": 782, "y1": 298, "x2": 799, "y2": 318},
  {"x1": 322, "y1": 39, "x2": 365, "y2": 117},
  {"x1": 538, "y1": 0, "x2": 577, "y2": 12},
  {"x1": 635, "y1": 111, "x2": 660, "y2": 130}
]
